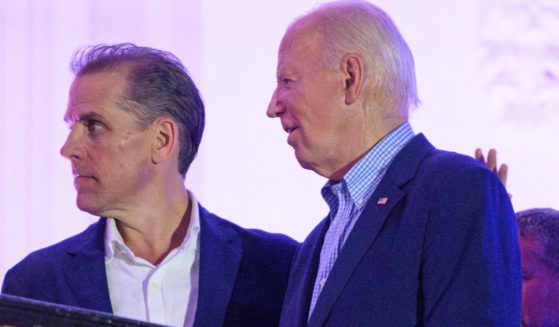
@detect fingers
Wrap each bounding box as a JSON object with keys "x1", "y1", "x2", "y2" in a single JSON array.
[
  {"x1": 474, "y1": 148, "x2": 510, "y2": 196},
  {"x1": 475, "y1": 147, "x2": 508, "y2": 184},
  {"x1": 475, "y1": 148, "x2": 498, "y2": 172},
  {"x1": 474, "y1": 148, "x2": 485, "y2": 162},
  {"x1": 497, "y1": 163, "x2": 508, "y2": 188},
  {"x1": 487, "y1": 149, "x2": 497, "y2": 172}
]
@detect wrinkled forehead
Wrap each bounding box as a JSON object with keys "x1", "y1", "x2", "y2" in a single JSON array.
[
  {"x1": 64, "y1": 71, "x2": 128, "y2": 122},
  {"x1": 279, "y1": 20, "x2": 324, "y2": 62},
  {"x1": 276, "y1": 25, "x2": 334, "y2": 79},
  {"x1": 280, "y1": 14, "x2": 322, "y2": 50},
  {"x1": 69, "y1": 71, "x2": 126, "y2": 100}
]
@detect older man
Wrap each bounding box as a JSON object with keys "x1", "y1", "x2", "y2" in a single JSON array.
[
  {"x1": 517, "y1": 208, "x2": 559, "y2": 327},
  {"x1": 2, "y1": 44, "x2": 297, "y2": 326},
  {"x1": 267, "y1": 1, "x2": 521, "y2": 326}
]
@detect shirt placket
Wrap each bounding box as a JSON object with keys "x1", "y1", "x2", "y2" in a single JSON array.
[
  {"x1": 309, "y1": 182, "x2": 354, "y2": 318},
  {"x1": 145, "y1": 268, "x2": 166, "y2": 324}
]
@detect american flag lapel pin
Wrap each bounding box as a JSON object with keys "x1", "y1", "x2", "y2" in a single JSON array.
[{"x1": 377, "y1": 197, "x2": 388, "y2": 205}]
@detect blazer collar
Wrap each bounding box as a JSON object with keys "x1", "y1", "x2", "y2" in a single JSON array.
[
  {"x1": 62, "y1": 217, "x2": 113, "y2": 313},
  {"x1": 61, "y1": 204, "x2": 244, "y2": 324},
  {"x1": 280, "y1": 218, "x2": 330, "y2": 327},
  {"x1": 309, "y1": 134, "x2": 434, "y2": 326}
]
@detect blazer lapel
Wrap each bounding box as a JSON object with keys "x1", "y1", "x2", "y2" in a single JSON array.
[
  {"x1": 194, "y1": 205, "x2": 242, "y2": 327},
  {"x1": 309, "y1": 134, "x2": 434, "y2": 326},
  {"x1": 281, "y1": 218, "x2": 330, "y2": 327},
  {"x1": 308, "y1": 183, "x2": 404, "y2": 326},
  {"x1": 62, "y1": 218, "x2": 113, "y2": 313}
]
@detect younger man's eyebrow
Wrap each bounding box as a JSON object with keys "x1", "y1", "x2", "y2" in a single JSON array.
[{"x1": 64, "y1": 111, "x2": 105, "y2": 124}]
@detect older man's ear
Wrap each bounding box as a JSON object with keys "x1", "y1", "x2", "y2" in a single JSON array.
[{"x1": 342, "y1": 54, "x2": 365, "y2": 105}]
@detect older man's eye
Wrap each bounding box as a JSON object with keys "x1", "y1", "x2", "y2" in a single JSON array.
[
  {"x1": 283, "y1": 77, "x2": 296, "y2": 85},
  {"x1": 277, "y1": 76, "x2": 293, "y2": 85}
]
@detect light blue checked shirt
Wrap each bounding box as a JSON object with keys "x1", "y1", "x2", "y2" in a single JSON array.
[{"x1": 308, "y1": 122, "x2": 415, "y2": 319}]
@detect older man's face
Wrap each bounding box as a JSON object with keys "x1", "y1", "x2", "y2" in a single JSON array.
[
  {"x1": 60, "y1": 71, "x2": 155, "y2": 217},
  {"x1": 520, "y1": 234, "x2": 559, "y2": 327},
  {"x1": 267, "y1": 25, "x2": 354, "y2": 179}
]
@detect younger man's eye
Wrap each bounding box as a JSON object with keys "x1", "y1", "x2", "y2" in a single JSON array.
[{"x1": 85, "y1": 120, "x2": 103, "y2": 133}]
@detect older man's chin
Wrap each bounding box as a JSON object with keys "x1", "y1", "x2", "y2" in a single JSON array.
[{"x1": 294, "y1": 151, "x2": 313, "y2": 171}]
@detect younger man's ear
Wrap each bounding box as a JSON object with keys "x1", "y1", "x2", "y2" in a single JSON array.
[
  {"x1": 152, "y1": 118, "x2": 177, "y2": 164},
  {"x1": 341, "y1": 53, "x2": 365, "y2": 105}
]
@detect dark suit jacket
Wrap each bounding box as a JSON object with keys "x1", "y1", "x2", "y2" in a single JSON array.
[
  {"x1": 2, "y1": 204, "x2": 298, "y2": 327},
  {"x1": 280, "y1": 134, "x2": 521, "y2": 326}
]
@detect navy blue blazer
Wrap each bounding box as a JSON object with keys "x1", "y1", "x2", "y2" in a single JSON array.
[
  {"x1": 280, "y1": 134, "x2": 521, "y2": 326},
  {"x1": 2, "y1": 204, "x2": 298, "y2": 327}
]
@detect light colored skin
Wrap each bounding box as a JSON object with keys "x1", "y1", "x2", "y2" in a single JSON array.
[
  {"x1": 267, "y1": 17, "x2": 405, "y2": 182},
  {"x1": 474, "y1": 148, "x2": 508, "y2": 188},
  {"x1": 519, "y1": 234, "x2": 559, "y2": 327},
  {"x1": 60, "y1": 70, "x2": 190, "y2": 265}
]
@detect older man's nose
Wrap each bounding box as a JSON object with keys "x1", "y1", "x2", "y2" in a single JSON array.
[{"x1": 267, "y1": 91, "x2": 284, "y2": 118}]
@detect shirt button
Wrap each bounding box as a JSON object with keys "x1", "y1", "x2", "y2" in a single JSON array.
[{"x1": 150, "y1": 282, "x2": 160, "y2": 289}]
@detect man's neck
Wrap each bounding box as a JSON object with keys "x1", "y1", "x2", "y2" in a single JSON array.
[
  {"x1": 113, "y1": 187, "x2": 192, "y2": 265},
  {"x1": 327, "y1": 120, "x2": 408, "y2": 182}
]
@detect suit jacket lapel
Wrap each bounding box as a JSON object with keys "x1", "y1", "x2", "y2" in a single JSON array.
[
  {"x1": 309, "y1": 134, "x2": 434, "y2": 326},
  {"x1": 281, "y1": 218, "x2": 330, "y2": 327},
  {"x1": 308, "y1": 183, "x2": 404, "y2": 326},
  {"x1": 194, "y1": 205, "x2": 242, "y2": 327},
  {"x1": 62, "y1": 218, "x2": 113, "y2": 313}
]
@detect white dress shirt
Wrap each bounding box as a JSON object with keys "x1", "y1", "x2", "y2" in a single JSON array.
[{"x1": 104, "y1": 192, "x2": 200, "y2": 326}]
